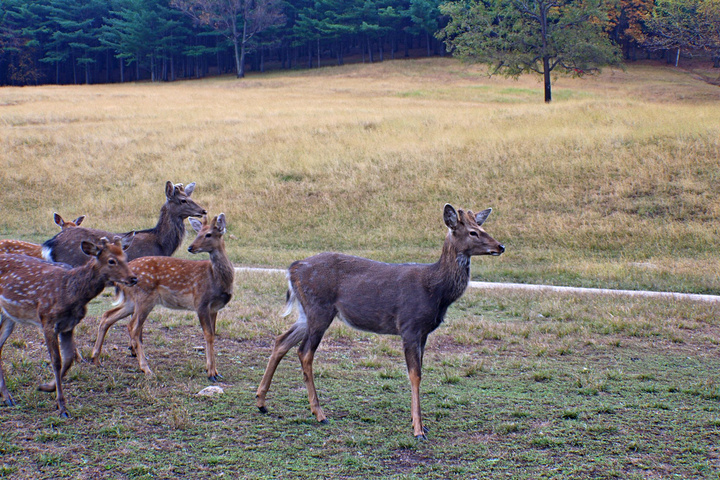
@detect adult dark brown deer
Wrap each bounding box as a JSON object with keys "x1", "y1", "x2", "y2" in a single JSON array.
[
  {"x1": 255, "y1": 204, "x2": 505, "y2": 439},
  {"x1": 90, "y1": 214, "x2": 234, "y2": 381},
  {"x1": 42, "y1": 181, "x2": 206, "y2": 266},
  {"x1": 0, "y1": 236, "x2": 137, "y2": 416},
  {"x1": 0, "y1": 212, "x2": 86, "y2": 259}
]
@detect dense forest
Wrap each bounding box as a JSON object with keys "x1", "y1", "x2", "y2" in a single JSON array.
[{"x1": 1, "y1": 0, "x2": 718, "y2": 86}]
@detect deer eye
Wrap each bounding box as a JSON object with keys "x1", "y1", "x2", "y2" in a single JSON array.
[
  {"x1": 469, "y1": 231, "x2": 479, "y2": 237},
  {"x1": 205, "y1": 233, "x2": 212, "y2": 238},
  {"x1": 180, "y1": 199, "x2": 187, "y2": 204},
  {"x1": 108, "y1": 259, "x2": 117, "y2": 266}
]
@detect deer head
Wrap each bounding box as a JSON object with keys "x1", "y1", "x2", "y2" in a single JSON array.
[
  {"x1": 443, "y1": 204, "x2": 505, "y2": 257},
  {"x1": 165, "y1": 181, "x2": 206, "y2": 219},
  {"x1": 188, "y1": 214, "x2": 226, "y2": 254},
  {"x1": 83, "y1": 236, "x2": 137, "y2": 286}
]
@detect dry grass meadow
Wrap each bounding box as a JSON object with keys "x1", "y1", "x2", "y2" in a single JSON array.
[{"x1": 1, "y1": 58, "x2": 720, "y2": 478}]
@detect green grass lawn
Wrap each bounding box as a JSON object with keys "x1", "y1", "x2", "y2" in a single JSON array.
[{"x1": 1, "y1": 271, "x2": 719, "y2": 479}]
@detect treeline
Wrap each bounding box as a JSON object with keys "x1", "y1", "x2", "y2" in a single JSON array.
[
  {"x1": 0, "y1": 0, "x2": 450, "y2": 86},
  {"x1": 1, "y1": 0, "x2": 718, "y2": 87}
]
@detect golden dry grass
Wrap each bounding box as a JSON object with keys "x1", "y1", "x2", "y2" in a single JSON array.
[{"x1": 1, "y1": 58, "x2": 719, "y2": 292}]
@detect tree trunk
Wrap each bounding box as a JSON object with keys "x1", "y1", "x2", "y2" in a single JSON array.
[
  {"x1": 543, "y1": 56, "x2": 551, "y2": 103},
  {"x1": 233, "y1": 21, "x2": 243, "y2": 78}
]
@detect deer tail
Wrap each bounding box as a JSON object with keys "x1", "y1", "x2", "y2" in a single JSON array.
[
  {"x1": 282, "y1": 275, "x2": 296, "y2": 318},
  {"x1": 111, "y1": 286, "x2": 125, "y2": 307}
]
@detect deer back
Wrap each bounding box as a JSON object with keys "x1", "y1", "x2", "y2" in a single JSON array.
[
  {"x1": 288, "y1": 204, "x2": 504, "y2": 337},
  {"x1": 0, "y1": 239, "x2": 43, "y2": 258},
  {"x1": 0, "y1": 212, "x2": 86, "y2": 260},
  {"x1": 124, "y1": 213, "x2": 233, "y2": 311},
  {"x1": 0, "y1": 237, "x2": 136, "y2": 330},
  {"x1": 41, "y1": 181, "x2": 206, "y2": 266}
]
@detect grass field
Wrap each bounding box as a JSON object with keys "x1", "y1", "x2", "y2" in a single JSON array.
[{"x1": 1, "y1": 58, "x2": 720, "y2": 478}]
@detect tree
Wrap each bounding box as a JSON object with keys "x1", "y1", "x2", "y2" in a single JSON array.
[
  {"x1": 101, "y1": 0, "x2": 189, "y2": 82},
  {"x1": 172, "y1": 0, "x2": 285, "y2": 78},
  {"x1": 439, "y1": 0, "x2": 622, "y2": 102},
  {"x1": 644, "y1": 0, "x2": 720, "y2": 67},
  {"x1": 0, "y1": 0, "x2": 45, "y2": 85},
  {"x1": 405, "y1": 0, "x2": 441, "y2": 56},
  {"x1": 606, "y1": 0, "x2": 653, "y2": 60},
  {"x1": 38, "y1": 0, "x2": 109, "y2": 84}
]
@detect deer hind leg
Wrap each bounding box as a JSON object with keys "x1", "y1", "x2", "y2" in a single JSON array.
[
  {"x1": 0, "y1": 314, "x2": 17, "y2": 406},
  {"x1": 256, "y1": 321, "x2": 309, "y2": 414},
  {"x1": 199, "y1": 309, "x2": 219, "y2": 382},
  {"x1": 403, "y1": 335, "x2": 429, "y2": 439},
  {"x1": 91, "y1": 297, "x2": 135, "y2": 365},
  {"x1": 297, "y1": 308, "x2": 335, "y2": 424}
]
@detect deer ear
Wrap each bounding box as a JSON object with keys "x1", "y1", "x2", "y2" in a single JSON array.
[
  {"x1": 53, "y1": 213, "x2": 63, "y2": 227},
  {"x1": 165, "y1": 181, "x2": 174, "y2": 199},
  {"x1": 189, "y1": 217, "x2": 203, "y2": 233},
  {"x1": 475, "y1": 208, "x2": 492, "y2": 227},
  {"x1": 120, "y1": 232, "x2": 135, "y2": 251},
  {"x1": 184, "y1": 182, "x2": 195, "y2": 196},
  {"x1": 215, "y1": 213, "x2": 226, "y2": 234},
  {"x1": 74, "y1": 215, "x2": 85, "y2": 226},
  {"x1": 80, "y1": 240, "x2": 101, "y2": 257},
  {"x1": 443, "y1": 204, "x2": 458, "y2": 230}
]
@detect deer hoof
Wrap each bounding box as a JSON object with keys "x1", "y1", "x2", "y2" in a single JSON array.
[
  {"x1": 60, "y1": 410, "x2": 69, "y2": 418},
  {"x1": 258, "y1": 406, "x2": 268, "y2": 414},
  {"x1": 415, "y1": 434, "x2": 428, "y2": 441},
  {"x1": 319, "y1": 419, "x2": 329, "y2": 425},
  {"x1": 207, "y1": 374, "x2": 222, "y2": 382}
]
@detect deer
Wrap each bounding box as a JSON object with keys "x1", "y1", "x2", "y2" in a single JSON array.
[
  {"x1": 90, "y1": 214, "x2": 234, "y2": 382},
  {"x1": 255, "y1": 204, "x2": 505, "y2": 439},
  {"x1": 42, "y1": 181, "x2": 206, "y2": 266},
  {"x1": 0, "y1": 212, "x2": 86, "y2": 259},
  {"x1": 0, "y1": 236, "x2": 137, "y2": 417}
]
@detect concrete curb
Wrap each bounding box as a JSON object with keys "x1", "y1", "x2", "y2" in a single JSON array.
[{"x1": 234, "y1": 267, "x2": 720, "y2": 304}]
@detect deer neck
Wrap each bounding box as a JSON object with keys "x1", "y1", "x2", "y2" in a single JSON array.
[
  {"x1": 153, "y1": 203, "x2": 186, "y2": 256},
  {"x1": 61, "y1": 261, "x2": 107, "y2": 306},
  {"x1": 209, "y1": 243, "x2": 234, "y2": 294},
  {"x1": 429, "y1": 235, "x2": 471, "y2": 307}
]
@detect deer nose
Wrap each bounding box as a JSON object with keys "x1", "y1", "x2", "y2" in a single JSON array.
[
  {"x1": 498, "y1": 244, "x2": 505, "y2": 254},
  {"x1": 128, "y1": 276, "x2": 138, "y2": 286},
  {"x1": 188, "y1": 246, "x2": 195, "y2": 253}
]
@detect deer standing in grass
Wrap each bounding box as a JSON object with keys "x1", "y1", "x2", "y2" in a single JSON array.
[
  {"x1": 0, "y1": 213, "x2": 86, "y2": 259},
  {"x1": 91, "y1": 214, "x2": 234, "y2": 381},
  {"x1": 0, "y1": 237, "x2": 136, "y2": 416},
  {"x1": 42, "y1": 181, "x2": 206, "y2": 266},
  {"x1": 256, "y1": 204, "x2": 504, "y2": 439}
]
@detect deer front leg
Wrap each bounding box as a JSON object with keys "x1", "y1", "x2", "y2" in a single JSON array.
[
  {"x1": 39, "y1": 325, "x2": 68, "y2": 416},
  {"x1": 129, "y1": 309, "x2": 153, "y2": 376},
  {"x1": 198, "y1": 309, "x2": 219, "y2": 382},
  {"x1": 403, "y1": 338, "x2": 428, "y2": 439},
  {"x1": 58, "y1": 330, "x2": 77, "y2": 380},
  {"x1": 91, "y1": 301, "x2": 134, "y2": 365},
  {"x1": 0, "y1": 315, "x2": 16, "y2": 406}
]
